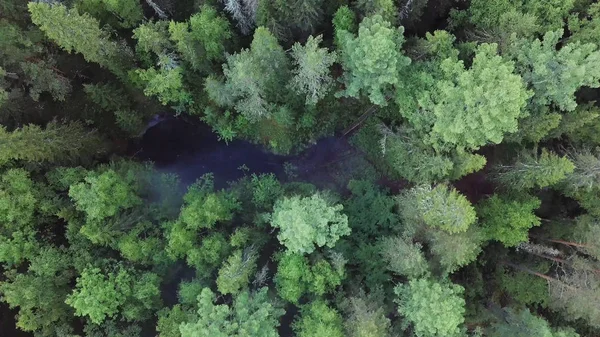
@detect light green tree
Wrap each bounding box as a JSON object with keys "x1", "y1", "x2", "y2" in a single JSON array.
[
  {"x1": 493, "y1": 149, "x2": 575, "y2": 190},
  {"x1": 205, "y1": 27, "x2": 290, "y2": 121},
  {"x1": 270, "y1": 193, "x2": 350, "y2": 254},
  {"x1": 394, "y1": 278, "x2": 465, "y2": 337},
  {"x1": 65, "y1": 266, "x2": 161, "y2": 324},
  {"x1": 293, "y1": 300, "x2": 345, "y2": 337},
  {"x1": 379, "y1": 236, "x2": 429, "y2": 279},
  {"x1": 478, "y1": 193, "x2": 541, "y2": 247},
  {"x1": 69, "y1": 169, "x2": 141, "y2": 221},
  {"x1": 398, "y1": 184, "x2": 477, "y2": 234},
  {"x1": 289, "y1": 35, "x2": 336, "y2": 105},
  {"x1": 337, "y1": 15, "x2": 410, "y2": 106},
  {"x1": 423, "y1": 43, "x2": 531, "y2": 150},
  {"x1": 343, "y1": 289, "x2": 392, "y2": 337},
  {"x1": 179, "y1": 287, "x2": 284, "y2": 337},
  {"x1": 274, "y1": 252, "x2": 345, "y2": 303},
  {"x1": 508, "y1": 30, "x2": 600, "y2": 112},
  {"x1": 169, "y1": 5, "x2": 232, "y2": 69},
  {"x1": 216, "y1": 248, "x2": 257, "y2": 295},
  {"x1": 179, "y1": 174, "x2": 239, "y2": 229}
]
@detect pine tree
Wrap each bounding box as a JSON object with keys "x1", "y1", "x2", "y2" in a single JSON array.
[
  {"x1": 0, "y1": 121, "x2": 107, "y2": 166},
  {"x1": 28, "y1": 3, "x2": 134, "y2": 79}
]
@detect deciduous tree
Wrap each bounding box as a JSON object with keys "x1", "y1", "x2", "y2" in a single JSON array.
[
  {"x1": 270, "y1": 193, "x2": 350, "y2": 254},
  {"x1": 394, "y1": 278, "x2": 466, "y2": 337}
]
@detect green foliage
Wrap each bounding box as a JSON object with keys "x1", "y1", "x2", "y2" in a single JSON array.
[
  {"x1": 206, "y1": 27, "x2": 289, "y2": 121},
  {"x1": 157, "y1": 305, "x2": 196, "y2": 337},
  {"x1": 344, "y1": 179, "x2": 399, "y2": 240},
  {"x1": 84, "y1": 83, "x2": 145, "y2": 135},
  {"x1": 132, "y1": 20, "x2": 171, "y2": 57},
  {"x1": 333, "y1": 5, "x2": 357, "y2": 45},
  {"x1": 69, "y1": 169, "x2": 141, "y2": 221},
  {"x1": 380, "y1": 236, "x2": 429, "y2": 279},
  {"x1": 489, "y1": 308, "x2": 580, "y2": 337},
  {"x1": 478, "y1": 193, "x2": 541, "y2": 246},
  {"x1": 509, "y1": 30, "x2": 600, "y2": 112},
  {"x1": 423, "y1": 43, "x2": 531, "y2": 150},
  {"x1": 256, "y1": 0, "x2": 323, "y2": 37},
  {"x1": 177, "y1": 279, "x2": 204, "y2": 306},
  {"x1": 0, "y1": 121, "x2": 107, "y2": 166},
  {"x1": 493, "y1": 149, "x2": 575, "y2": 190},
  {"x1": 28, "y1": 3, "x2": 133, "y2": 79},
  {"x1": 342, "y1": 289, "x2": 392, "y2": 337},
  {"x1": 216, "y1": 248, "x2": 257, "y2": 295},
  {"x1": 500, "y1": 268, "x2": 550, "y2": 307},
  {"x1": 568, "y1": 3, "x2": 600, "y2": 44},
  {"x1": 293, "y1": 300, "x2": 344, "y2": 337},
  {"x1": 0, "y1": 248, "x2": 73, "y2": 333},
  {"x1": 270, "y1": 193, "x2": 350, "y2": 254},
  {"x1": 186, "y1": 232, "x2": 230, "y2": 273},
  {"x1": 79, "y1": 0, "x2": 143, "y2": 28},
  {"x1": 426, "y1": 226, "x2": 484, "y2": 275},
  {"x1": 370, "y1": 124, "x2": 454, "y2": 183},
  {"x1": 179, "y1": 175, "x2": 238, "y2": 229},
  {"x1": 0, "y1": 169, "x2": 38, "y2": 231},
  {"x1": 66, "y1": 266, "x2": 161, "y2": 324},
  {"x1": 20, "y1": 61, "x2": 71, "y2": 101},
  {"x1": 394, "y1": 278, "x2": 466, "y2": 337},
  {"x1": 338, "y1": 15, "x2": 410, "y2": 105},
  {"x1": 250, "y1": 173, "x2": 284, "y2": 210},
  {"x1": 83, "y1": 320, "x2": 142, "y2": 337},
  {"x1": 169, "y1": 6, "x2": 232, "y2": 69},
  {"x1": 399, "y1": 184, "x2": 477, "y2": 234},
  {"x1": 354, "y1": 0, "x2": 397, "y2": 22},
  {"x1": 179, "y1": 287, "x2": 284, "y2": 337},
  {"x1": 274, "y1": 252, "x2": 345, "y2": 303},
  {"x1": 135, "y1": 58, "x2": 193, "y2": 110},
  {"x1": 274, "y1": 252, "x2": 310, "y2": 303},
  {"x1": 289, "y1": 35, "x2": 336, "y2": 105}
]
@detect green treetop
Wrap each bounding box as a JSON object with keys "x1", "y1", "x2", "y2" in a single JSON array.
[
  {"x1": 508, "y1": 30, "x2": 600, "y2": 112},
  {"x1": 478, "y1": 193, "x2": 541, "y2": 247},
  {"x1": 493, "y1": 149, "x2": 575, "y2": 190},
  {"x1": 423, "y1": 43, "x2": 531, "y2": 150},
  {"x1": 179, "y1": 287, "x2": 284, "y2": 337},
  {"x1": 293, "y1": 300, "x2": 345, "y2": 337},
  {"x1": 65, "y1": 266, "x2": 161, "y2": 324},
  {"x1": 28, "y1": 3, "x2": 133, "y2": 79},
  {"x1": 205, "y1": 27, "x2": 290, "y2": 121},
  {"x1": 289, "y1": 35, "x2": 336, "y2": 106},
  {"x1": 399, "y1": 184, "x2": 477, "y2": 234},
  {"x1": 394, "y1": 278, "x2": 466, "y2": 337},
  {"x1": 337, "y1": 14, "x2": 411, "y2": 106},
  {"x1": 270, "y1": 193, "x2": 350, "y2": 254}
]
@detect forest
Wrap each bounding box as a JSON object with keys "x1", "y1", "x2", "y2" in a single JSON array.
[{"x1": 2, "y1": 0, "x2": 600, "y2": 336}]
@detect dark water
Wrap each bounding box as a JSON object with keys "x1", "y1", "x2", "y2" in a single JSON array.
[
  {"x1": 136, "y1": 116, "x2": 353, "y2": 190},
  {"x1": 137, "y1": 116, "x2": 291, "y2": 188}
]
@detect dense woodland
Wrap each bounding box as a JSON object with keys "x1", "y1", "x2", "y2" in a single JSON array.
[{"x1": 2, "y1": 0, "x2": 600, "y2": 336}]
